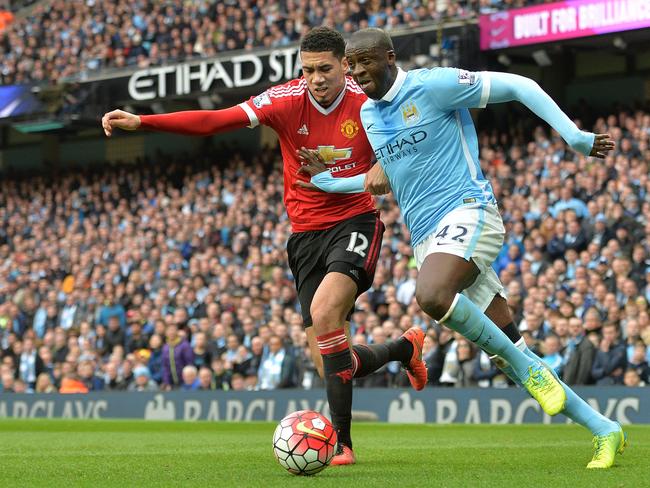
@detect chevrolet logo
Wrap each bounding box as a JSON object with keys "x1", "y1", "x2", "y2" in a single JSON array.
[{"x1": 316, "y1": 146, "x2": 352, "y2": 165}]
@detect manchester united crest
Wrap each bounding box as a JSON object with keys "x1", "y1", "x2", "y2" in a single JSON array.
[{"x1": 340, "y1": 119, "x2": 359, "y2": 139}]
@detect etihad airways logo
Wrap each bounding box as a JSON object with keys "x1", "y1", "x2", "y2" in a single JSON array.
[{"x1": 373, "y1": 130, "x2": 428, "y2": 164}]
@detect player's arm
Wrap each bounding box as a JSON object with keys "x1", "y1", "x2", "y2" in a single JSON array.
[
  {"x1": 429, "y1": 68, "x2": 614, "y2": 158},
  {"x1": 101, "y1": 106, "x2": 251, "y2": 137},
  {"x1": 485, "y1": 72, "x2": 614, "y2": 157},
  {"x1": 296, "y1": 149, "x2": 390, "y2": 195}
]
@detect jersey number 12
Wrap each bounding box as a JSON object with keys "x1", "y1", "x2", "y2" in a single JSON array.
[{"x1": 346, "y1": 232, "x2": 368, "y2": 257}]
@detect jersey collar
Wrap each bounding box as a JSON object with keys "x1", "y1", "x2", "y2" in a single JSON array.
[
  {"x1": 381, "y1": 68, "x2": 407, "y2": 103},
  {"x1": 307, "y1": 79, "x2": 347, "y2": 115}
]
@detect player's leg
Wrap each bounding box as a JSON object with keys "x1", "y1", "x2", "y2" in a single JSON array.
[
  {"x1": 307, "y1": 321, "x2": 426, "y2": 389},
  {"x1": 350, "y1": 329, "x2": 425, "y2": 386},
  {"x1": 484, "y1": 294, "x2": 626, "y2": 468},
  {"x1": 287, "y1": 229, "x2": 356, "y2": 453},
  {"x1": 326, "y1": 211, "x2": 426, "y2": 389},
  {"x1": 415, "y1": 253, "x2": 536, "y2": 375},
  {"x1": 413, "y1": 205, "x2": 565, "y2": 415},
  {"x1": 316, "y1": 211, "x2": 424, "y2": 465},
  {"x1": 287, "y1": 223, "x2": 360, "y2": 465},
  {"x1": 309, "y1": 271, "x2": 357, "y2": 455},
  {"x1": 290, "y1": 263, "x2": 357, "y2": 463}
]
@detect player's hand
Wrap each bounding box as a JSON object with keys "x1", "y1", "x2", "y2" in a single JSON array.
[
  {"x1": 364, "y1": 163, "x2": 391, "y2": 195},
  {"x1": 296, "y1": 147, "x2": 327, "y2": 176},
  {"x1": 589, "y1": 133, "x2": 615, "y2": 159},
  {"x1": 295, "y1": 148, "x2": 327, "y2": 192},
  {"x1": 101, "y1": 109, "x2": 141, "y2": 137}
]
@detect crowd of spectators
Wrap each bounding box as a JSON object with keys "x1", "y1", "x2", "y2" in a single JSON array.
[
  {"x1": 0, "y1": 0, "x2": 549, "y2": 86},
  {"x1": 1, "y1": 105, "x2": 650, "y2": 395}
]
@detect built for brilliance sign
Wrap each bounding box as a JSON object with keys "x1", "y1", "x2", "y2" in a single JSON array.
[{"x1": 480, "y1": 0, "x2": 650, "y2": 50}]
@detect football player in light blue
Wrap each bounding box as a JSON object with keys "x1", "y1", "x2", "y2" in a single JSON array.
[{"x1": 298, "y1": 28, "x2": 625, "y2": 469}]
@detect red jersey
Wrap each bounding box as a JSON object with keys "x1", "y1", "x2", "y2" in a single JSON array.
[{"x1": 238, "y1": 77, "x2": 376, "y2": 232}]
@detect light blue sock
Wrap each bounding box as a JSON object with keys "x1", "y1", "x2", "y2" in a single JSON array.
[
  {"x1": 443, "y1": 294, "x2": 535, "y2": 377},
  {"x1": 492, "y1": 339, "x2": 617, "y2": 436}
]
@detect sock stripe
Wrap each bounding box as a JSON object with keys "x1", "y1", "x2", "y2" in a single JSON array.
[
  {"x1": 317, "y1": 329, "x2": 348, "y2": 355},
  {"x1": 319, "y1": 335, "x2": 346, "y2": 346},
  {"x1": 317, "y1": 328, "x2": 346, "y2": 342},
  {"x1": 317, "y1": 334, "x2": 346, "y2": 344},
  {"x1": 351, "y1": 350, "x2": 359, "y2": 375},
  {"x1": 364, "y1": 217, "x2": 381, "y2": 274},
  {"x1": 319, "y1": 340, "x2": 348, "y2": 355},
  {"x1": 318, "y1": 337, "x2": 347, "y2": 349},
  {"x1": 318, "y1": 337, "x2": 348, "y2": 350},
  {"x1": 439, "y1": 293, "x2": 460, "y2": 323}
]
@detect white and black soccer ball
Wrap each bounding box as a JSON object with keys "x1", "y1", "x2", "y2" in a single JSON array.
[{"x1": 272, "y1": 410, "x2": 338, "y2": 476}]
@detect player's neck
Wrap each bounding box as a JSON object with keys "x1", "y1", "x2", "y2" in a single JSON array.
[{"x1": 377, "y1": 66, "x2": 399, "y2": 99}]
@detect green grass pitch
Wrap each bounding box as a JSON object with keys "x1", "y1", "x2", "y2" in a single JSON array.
[{"x1": 0, "y1": 420, "x2": 648, "y2": 487}]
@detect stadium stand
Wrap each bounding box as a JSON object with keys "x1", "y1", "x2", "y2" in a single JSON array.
[
  {"x1": 1, "y1": 107, "x2": 649, "y2": 393},
  {"x1": 0, "y1": 0, "x2": 500, "y2": 86}
]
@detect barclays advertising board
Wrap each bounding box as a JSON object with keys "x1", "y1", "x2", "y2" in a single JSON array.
[{"x1": 0, "y1": 387, "x2": 647, "y2": 424}]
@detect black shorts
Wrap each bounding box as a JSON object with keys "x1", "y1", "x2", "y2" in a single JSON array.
[{"x1": 287, "y1": 211, "x2": 385, "y2": 327}]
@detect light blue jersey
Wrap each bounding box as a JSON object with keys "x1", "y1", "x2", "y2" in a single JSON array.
[{"x1": 360, "y1": 67, "x2": 496, "y2": 247}]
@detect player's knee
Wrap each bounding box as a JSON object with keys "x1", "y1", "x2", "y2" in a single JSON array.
[
  {"x1": 310, "y1": 302, "x2": 346, "y2": 333},
  {"x1": 310, "y1": 307, "x2": 334, "y2": 333},
  {"x1": 416, "y1": 286, "x2": 454, "y2": 321}
]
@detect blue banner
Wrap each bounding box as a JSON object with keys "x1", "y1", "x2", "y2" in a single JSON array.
[
  {"x1": 0, "y1": 387, "x2": 647, "y2": 424},
  {"x1": 0, "y1": 85, "x2": 43, "y2": 119}
]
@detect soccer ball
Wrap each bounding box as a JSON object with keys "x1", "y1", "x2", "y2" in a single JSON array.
[{"x1": 272, "y1": 410, "x2": 337, "y2": 476}]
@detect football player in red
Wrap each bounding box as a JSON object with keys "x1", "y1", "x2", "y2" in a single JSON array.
[{"x1": 102, "y1": 27, "x2": 427, "y2": 465}]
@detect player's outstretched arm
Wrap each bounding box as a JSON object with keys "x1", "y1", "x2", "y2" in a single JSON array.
[
  {"x1": 101, "y1": 106, "x2": 251, "y2": 137},
  {"x1": 486, "y1": 72, "x2": 615, "y2": 158}
]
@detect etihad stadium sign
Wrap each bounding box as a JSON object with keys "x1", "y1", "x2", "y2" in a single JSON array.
[
  {"x1": 72, "y1": 24, "x2": 469, "y2": 105},
  {"x1": 127, "y1": 48, "x2": 301, "y2": 101}
]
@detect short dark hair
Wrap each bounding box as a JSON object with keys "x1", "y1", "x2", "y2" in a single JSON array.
[{"x1": 300, "y1": 27, "x2": 345, "y2": 59}]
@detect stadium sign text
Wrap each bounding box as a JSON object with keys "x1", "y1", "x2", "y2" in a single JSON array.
[
  {"x1": 128, "y1": 47, "x2": 301, "y2": 101},
  {"x1": 480, "y1": 0, "x2": 650, "y2": 50},
  {"x1": 0, "y1": 387, "x2": 648, "y2": 424}
]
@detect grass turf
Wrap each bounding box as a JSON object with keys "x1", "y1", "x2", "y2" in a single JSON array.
[{"x1": 0, "y1": 420, "x2": 647, "y2": 487}]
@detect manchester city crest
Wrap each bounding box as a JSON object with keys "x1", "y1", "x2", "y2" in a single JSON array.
[{"x1": 401, "y1": 101, "x2": 420, "y2": 126}]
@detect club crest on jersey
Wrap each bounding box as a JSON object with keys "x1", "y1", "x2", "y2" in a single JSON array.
[
  {"x1": 458, "y1": 69, "x2": 476, "y2": 85},
  {"x1": 340, "y1": 119, "x2": 359, "y2": 139},
  {"x1": 252, "y1": 92, "x2": 271, "y2": 108},
  {"x1": 401, "y1": 101, "x2": 420, "y2": 126}
]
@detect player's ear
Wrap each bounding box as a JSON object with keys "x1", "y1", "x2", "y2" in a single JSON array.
[
  {"x1": 386, "y1": 50, "x2": 396, "y2": 65},
  {"x1": 341, "y1": 56, "x2": 349, "y2": 73}
]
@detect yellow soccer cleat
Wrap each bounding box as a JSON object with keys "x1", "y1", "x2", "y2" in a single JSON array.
[
  {"x1": 521, "y1": 363, "x2": 567, "y2": 416},
  {"x1": 587, "y1": 426, "x2": 628, "y2": 469}
]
